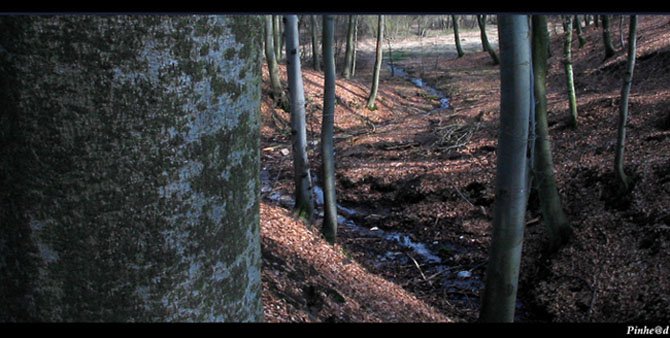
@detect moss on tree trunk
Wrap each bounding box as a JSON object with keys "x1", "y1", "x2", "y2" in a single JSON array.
[{"x1": 0, "y1": 15, "x2": 263, "y2": 322}]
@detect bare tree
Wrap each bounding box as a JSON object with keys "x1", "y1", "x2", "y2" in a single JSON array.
[
  {"x1": 264, "y1": 15, "x2": 288, "y2": 110},
  {"x1": 285, "y1": 15, "x2": 315, "y2": 223},
  {"x1": 342, "y1": 15, "x2": 356, "y2": 79},
  {"x1": 477, "y1": 15, "x2": 500, "y2": 65},
  {"x1": 563, "y1": 16, "x2": 579, "y2": 128},
  {"x1": 367, "y1": 15, "x2": 384, "y2": 110},
  {"x1": 311, "y1": 15, "x2": 321, "y2": 71},
  {"x1": 321, "y1": 15, "x2": 338, "y2": 244},
  {"x1": 452, "y1": 15, "x2": 465, "y2": 57},
  {"x1": 479, "y1": 14, "x2": 531, "y2": 323},
  {"x1": 532, "y1": 15, "x2": 572, "y2": 251},
  {"x1": 601, "y1": 15, "x2": 616, "y2": 60},
  {"x1": 614, "y1": 15, "x2": 638, "y2": 194}
]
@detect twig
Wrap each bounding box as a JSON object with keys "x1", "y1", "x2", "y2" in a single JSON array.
[
  {"x1": 453, "y1": 184, "x2": 475, "y2": 207},
  {"x1": 405, "y1": 252, "x2": 431, "y2": 286}
]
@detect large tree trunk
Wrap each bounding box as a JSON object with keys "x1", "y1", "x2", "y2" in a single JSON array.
[
  {"x1": 285, "y1": 15, "x2": 315, "y2": 223},
  {"x1": 311, "y1": 15, "x2": 321, "y2": 72},
  {"x1": 0, "y1": 15, "x2": 263, "y2": 322},
  {"x1": 532, "y1": 15, "x2": 572, "y2": 252},
  {"x1": 367, "y1": 15, "x2": 384, "y2": 110},
  {"x1": 342, "y1": 15, "x2": 356, "y2": 79},
  {"x1": 563, "y1": 16, "x2": 579, "y2": 128},
  {"x1": 614, "y1": 15, "x2": 638, "y2": 194},
  {"x1": 452, "y1": 15, "x2": 465, "y2": 57},
  {"x1": 264, "y1": 15, "x2": 288, "y2": 110},
  {"x1": 601, "y1": 15, "x2": 616, "y2": 60},
  {"x1": 321, "y1": 15, "x2": 338, "y2": 244},
  {"x1": 479, "y1": 14, "x2": 531, "y2": 323},
  {"x1": 477, "y1": 15, "x2": 500, "y2": 65}
]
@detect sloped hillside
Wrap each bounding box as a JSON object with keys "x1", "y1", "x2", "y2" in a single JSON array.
[{"x1": 259, "y1": 15, "x2": 670, "y2": 322}]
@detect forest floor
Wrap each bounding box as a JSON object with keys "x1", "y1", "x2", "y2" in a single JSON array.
[{"x1": 258, "y1": 16, "x2": 670, "y2": 322}]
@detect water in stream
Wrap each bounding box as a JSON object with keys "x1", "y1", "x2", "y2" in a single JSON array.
[
  {"x1": 262, "y1": 168, "x2": 484, "y2": 310},
  {"x1": 261, "y1": 62, "x2": 536, "y2": 321},
  {"x1": 387, "y1": 64, "x2": 451, "y2": 113}
]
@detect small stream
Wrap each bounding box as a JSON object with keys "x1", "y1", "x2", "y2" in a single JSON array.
[
  {"x1": 262, "y1": 62, "x2": 535, "y2": 321},
  {"x1": 387, "y1": 64, "x2": 451, "y2": 113},
  {"x1": 262, "y1": 64, "x2": 490, "y2": 313}
]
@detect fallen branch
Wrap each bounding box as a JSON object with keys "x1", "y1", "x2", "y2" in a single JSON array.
[{"x1": 405, "y1": 252, "x2": 431, "y2": 286}]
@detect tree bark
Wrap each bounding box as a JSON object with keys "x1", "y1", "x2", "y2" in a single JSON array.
[
  {"x1": 311, "y1": 15, "x2": 321, "y2": 72},
  {"x1": 342, "y1": 15, "x2": 356, "y2": 79},
  {"x1": 273, "y1": 15, "x2": 282, "y2": 61},
  {"x1": 264, "y1": 15, "x2": 288, "y2": 110},
  {"x1": 285, "y1": 15, "x2": 315, "y2": 223},
  {"x1": 532, "y1": 15, "x2": 572, "y2": 252},
  {"x1": 562, "y1": 16, "x2": 579, "y2": 128},
  {"x1": 452, "y1": 15, "x2": 465, "y2": 57},
  {"x1": 479, "y1": 14, "x2": 531, "y2": 323},
  {"x1": 574, "y1": 15, "x2": 587, "y2": 48},
  {"x1": 614, "y1": 15, "x2": 638, "y2": 194},
  {"x1": 0, "y1": 15, "x2": 263, "y2": 322},
  {"x1": 321, "y1": 15, "x2": 338, "y2": 244},
  {"x1": 601, "y1": 15, "x2": 616, "y2": 60},
  {"x1": 367, "y1": 15, "x2": 384, "y2": 110},
  {"x1": 351, "y1": 16, "x2": 359, "y2": 77},
  {"x1": 477, "y1": 15, "x2": 500, "y2": 65}
]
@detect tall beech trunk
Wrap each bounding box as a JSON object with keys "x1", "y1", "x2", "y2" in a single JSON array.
[
  {"x1": 367, "y1": 15, "x2": 384, "y2": 110},
  {"x1": 479, "y1": 14, "x2": 531, "y2": 323},
  {"x1": 614, "y1": 15, "x2": 638, "y2": 194},
  {"x1": 311, "y1": 15, "x2": 321, "y2": 71},
  {"x1": 273, "y1": 15, "x2": 282, "y2": 61},
  {"x1": 477, "y1": 15, "x2": 500, "y2": 65},
  {"x1": 574, "y1": 15, "x2": 586, "y2": 48},
  {"x1": 284, "y1": 15, "x2": 315, "y2": 223},
  {"x1": 563, "y1": 16, "x2": 579, "y2": 128},
  {"x1": 321, "y1": 15, "x2": 338, "y2": 244},
  {"x1": 351, "y1": 16, "x2": 359, "y2": 77},
  {"x1": 452, "y1": 15, "x2": 465, "y2": 57},
  {"x1": 342, "y1": 15, "x2": 356, "y2": 79},
  {"x1": 601, "y1": 15, "x2": 616, "y2": 60},
  {"x1": 264, "y1": 15, "x2": 287, "y2": 110},
  {"x1": 532, "y1": 15, "x2": 572, "y2": 251},
  {"x1": 0, "y1": 15, "x2": 263, "y2": 322}
]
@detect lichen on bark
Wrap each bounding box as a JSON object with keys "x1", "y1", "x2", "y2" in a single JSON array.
[{"x1": 0, "y1": 15, "x2": 263, "y2": 322}]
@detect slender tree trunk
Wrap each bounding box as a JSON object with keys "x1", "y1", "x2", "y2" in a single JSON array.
[
  {"x1": 367, "y1": 15, "x2": 384, "y2": 110},
  {"x1": 477, "y1": 15, "x2": 500, "y2": 65},
  {"x1": 265, "y1": 15, "x2": 288, "y2": 110},
  {"x1": 619, "y1": 15, "x2": 626, "y2": 50},
  {"x1": 531, "y1": 15, "x2": 572, "y2": 252},
  {"x1": 351, "y1": 16, "x2": 358, "y2": 77},
  {"x1": 0, "y1": 15, "x2": 263, "y2": 322},
  {"x1": 342, "y1": 15, "x2": 356, "y2": 79},
  {"x1": 273, "y1": 15, "x2": 282, "y2": 61},
  {"x1": 285, "y1": 15, "x2": 315, "y2": 223},
  {"x1": 574, "y1": 15, "x2": 586, "y2": 48},
  {"x1": 563, "y1": 16, "x2": 579, "y2": 128},
  {"x1": 479, "y1": 14, "x2": 531, "y2": 323},
  {"x1": 601, "y1": 15, "x2": 616, "y2": 60},
  {"x1": 321, "y1": 15, "x2": 338, "y2": 244},
  {"x1": 478, "y1": 15, "x2": 487, "y2": 52},
  {"x1": 311, "y1": 15, "x2": 321, "y2": 72},
  {"x1": 614, "y1": 15, "x2": 638, "y2": 194},
  {"x1": 452, "y1": 15, "x2": 465, "y2": 57}
]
